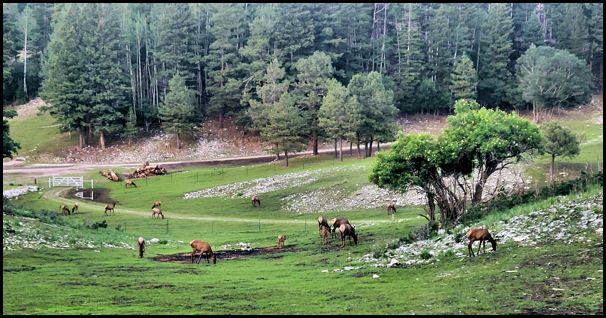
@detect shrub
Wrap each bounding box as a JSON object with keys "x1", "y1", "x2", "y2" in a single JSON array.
[
  {"x1": 158, "y1": 239, "x2": 168, "y2": 244},
  {"x1": 236, "y1": 192, "x2": 244, "y2": 197},
  {"x1": 438, "y1": 250, "x2": 456, "y2": 258},
  {"x1": 420, "y1": 250, "x2": 432, "y2": 259}
]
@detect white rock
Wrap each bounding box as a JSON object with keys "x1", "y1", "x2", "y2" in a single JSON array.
[
  {"x1": 372, "y1": 274, "x2": 380, "y2": 279},
  {"x1": 149, "y1": 238, "x2": 160, "y2": 243}
]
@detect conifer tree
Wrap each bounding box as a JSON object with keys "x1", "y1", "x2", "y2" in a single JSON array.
[
  {"x1": 449, "y1": 54, "x2": 477, "y2": 101},
  {"x1": 319, "y1": 79, "x2": 360, "y2": 161},
  {"x1": 158, "y1": 72, "x2": 200, "y2": 149},
  {"x1": 124, "y1": 107, "x2": 137, "y2": 145}
]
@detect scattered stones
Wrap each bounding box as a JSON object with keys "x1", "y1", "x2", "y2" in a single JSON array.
[
  {"x1": 3, "y1": 186, "x2": 40, "y2": 200},
  {"x1": 149, "y1": 238, "x2": 160, "y2": 243},
  {"x1": 372, "y1": 274, "x2": 380, "y2": 279}
]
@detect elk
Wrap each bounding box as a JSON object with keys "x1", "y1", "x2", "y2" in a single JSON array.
[
  {"x1": 330, "y1": 217, "x2": 351, "y2": 238},
  {"x1": 104, "y1": 202, "x2": 117, "y2": 216},
  {"x1": 466, "y1": 228, "x2": 497, "y2": 257},
  {"x1": 339, "y1": 223, "x2": 358, "y2": 248},
  {"x1": 125, "y1": 179, "x2": 137, "y2": 188},
  {"x1": 387, "y1": 202, "x2": 397, "y2": 215},
  {"x1": 321, "y1": 229, "x2": 330, "y2": 245},
  {"x1": 151, "y1": 201, "x2": 161, "y2": 209},
  {"x1": 61, "y1": 204, "x2": 71, "y2": 215},
  {"x1": 318, "y1": 216, "x2": 330, "y2": 235},
  {"x1": 71, "y1": 202, "x2": 78, "y2": 214},
  {"x1": 190, "y1": 240, "x2": 216, "y2": 264},
  {"x1": 277, "y1": 234, "x2": 286, "y2": 248},
  {"x1": 137, "y1": 237, "x2": 145, "y2": 258},
  {"x1": 152, "y1": 207, "x2": 164, "y2": 219},
  {"x1": 251, "y1": 195, "x2": 261, "y2": 207}
]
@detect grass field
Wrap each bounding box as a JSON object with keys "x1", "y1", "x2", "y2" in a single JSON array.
[{"x1": 3, "y1": 102, "x2": 602, "y2": 314}]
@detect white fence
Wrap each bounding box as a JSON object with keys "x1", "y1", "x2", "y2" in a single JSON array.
[{"x1": 48, "y1": 176, "x2": 93, "y2": 189}]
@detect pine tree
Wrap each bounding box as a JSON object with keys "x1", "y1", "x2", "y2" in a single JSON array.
[
  {"x1": 477, "y1": 3, "x2": 515, "y2": 108},
  {"x1": 158, "y1": 72, "x2": 201, "y2": 149},
  {"x1": 555, "y1": 3, "x2": 589, "y2": 62},
  {"x1": 124, "y1": 107, "x2": 137, "y2": 145},
  {"x1": 587, "y1": 3, "x2": 603, "y2": 88},
  {"x1": 3, "y1": 110, "x2": 21, "y2": 159},
  {"x1": 16, "y1": 4, "x2": 40, "y2": 102},
  {"x1": 293, "y1": 51, "x2": 334, "y2": 155},
  {"x1": 260, "y1": 92, "x2": 308, "y2": 167},
  {"x1": 449, "y1": 54, "x2": 477, "y2": 101},
  {"x1": 318, "y1": 79, "x2": 360, "y2": 161}
]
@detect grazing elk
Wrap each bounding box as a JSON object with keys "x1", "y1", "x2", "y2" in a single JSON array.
[
  {"x1": 152, "y1": 207, "x2": 164, "y2": 219},
  {"x1": 104, "y1": 202, "x2": 117, "y2": 216},
  {"x1": 137, "y1": 237, "x2": 145, "y2": 258},
  {"x1": 190, "y1": 240, "x2": 217, "y2": 264},
  {"x1": 71, "y1": 202, "x2": 79, "y2": 214},
  {"x1": 330, "y1": 217, "x2": 351, "y2": 238},
  {"x1": 61, "y1": 204, "x2": 71, "y2": 215},
  {"x1": 151, "y1": 201, "x2": 161, "y2": 209},
  {"x1": 318, "y1": 216, "x2": 330, "y2": 235},
  {"x1": 125, "y1": 179, "x2": 137, "y2": 188},
  {"x1": 339, "y1": 223, "x2": 358, "y2": 248},
  {"x1": 277, "y1": 234, "x2": 287, "y2": 248},
  {"x1": 251, "y1": 195, "x2": 261, "y2": 207},
  {"x1": 387, "y1": 202, "x2": 397, "y2": 215},
  {"x1": 466, "y1": 228, "x2": 497, "y2": 257},
  {"x1": 321, "y1": 229, "x2": 330, "y2": 245}
]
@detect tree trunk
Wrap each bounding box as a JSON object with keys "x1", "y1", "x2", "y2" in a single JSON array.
[
  {"x1": 550, "y1": 153, "x2": 555, "y2": 182},
  {"x1": 369, "y1": 136, "x2": 374, "y2": 156},
  {"x1": 275, "y1": 143, "x2": 280, "y2": 160},
  {"x1": 427, "y1": 192, "x2": 436, "y2": 222},
  {"x1": 377, "y1": 140, "x2": 380, "y2": 152},
  {"x1": 334, "y1": 139, "x2": 338, "y2": 158},
  {"x1": 23, "y1": 25, "x2": 28, "y2": 100},
  {"x1": 357, "y1": 139, "x2": 361, "y2": 158},
  {"x1": 313, "y1": 135, "x2": 318, "y2": 155},
  {"x1": 350, "y1": 141, "x2": 353, "y2": 156},
  {"x1": 99, "y1": 130, "x2": 105, "y2": 149},
  {"x1": 339, "y1": 138, "x2": 343, "y2": 162},
  {"x1": 364, "y1": 142, "x2": 368, "y2": 158},
  {"x1": 78, "y1": 128, "x2": 84, "y2": 149},
  {"x1": 176, "y1": 133, "x2": 181, "y2": 150},
  {"x1": 284, "y1": 148, "x2": 289, "y2": 167},
  {"x1": 219, "y1": 112, "x2": 224, "y2": 129}
]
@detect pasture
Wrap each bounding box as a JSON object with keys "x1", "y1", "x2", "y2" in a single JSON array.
[{"x1": 3, "y1": 106, "x2": 603, "y2": 315}]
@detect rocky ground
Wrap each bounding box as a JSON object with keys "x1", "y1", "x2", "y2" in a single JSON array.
[{"x1": 354, "y1": 192, "x2": 603, "y2": 269}]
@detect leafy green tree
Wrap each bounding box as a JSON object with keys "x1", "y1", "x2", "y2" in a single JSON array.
[
  {"x1": 370, "y1": 99, "x2": 543, "y2": 223},
  {"x1": 3, "y1": 110, "x2": 21, "y2": 159},
  {"x1": 541, "y1": 122, "x2": 580, "y2": 181},
  {"x1": 516, "y1": 45, "x2": 592, "y2": 122},
  {"x1": 449, "y1": 54, "x2": 477, "y2": 101},
  {"x1": 293, "y1": 51, "x2": 333, "y2": 155},
  {"x1": 124, "y1": 107, "x2": 137, "y2": 145},
  {"x1": 318, "y1": 79, "x2": 360, "y2": 161},
  {"x1": 158, "y1": 73, "x2": 200, "y2": 149},
  {"x1": 260, "y1": 92, "x2": 309, "y2": 167}
]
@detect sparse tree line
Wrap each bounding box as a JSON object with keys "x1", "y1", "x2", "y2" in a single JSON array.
[{"x1": 2, "y1": 3, "x2": 601, "y2": 158}]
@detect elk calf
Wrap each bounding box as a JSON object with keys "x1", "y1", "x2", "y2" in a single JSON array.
[
  {"x1": 104, "y1": 202, "x2": 117, "y2": 216},
  {"x1": 190, "y1": 240, "x2": 216, "y2": 264},
  {"x1": 251, "y1": 195, "x2": 261, "y2": 207},
  {"x1": 125, "y1": 179, "x2": 137, "y2": 188},
  {"x1": 61, "y1": 204, "x2": 71, "y2": 215},
  {"x1": 466, "y1": 228, "x2": 497, "y2": 257},
  {"x1": 321, "y1": 229, "x2": 329, "y2": 245},
  {"x1": 151, "y1": 201, "x2": 161, "y2": 209},
  {"x1": 387, "y1": 202, "x2": 396, "y2": 215},
  {"x1": 152, "y1": 207, "x2": 164, "y2": 219},
  {"x1": 71, "y1": 202, "x2": 78, "y2": 214},
  {"x1": 137, "y1": 237, "x2": 145, "y2": 258},
  {"x1": 277, "y1": 234, "x2": 286, "y2": 248}
]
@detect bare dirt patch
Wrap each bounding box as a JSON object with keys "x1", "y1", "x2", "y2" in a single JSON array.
[
  {"x1": 151, "y1": 245, "x2": 307, "y2": 264},
  {"x1": 63, "y1": 187, "x2": 115, "y2": 205}
]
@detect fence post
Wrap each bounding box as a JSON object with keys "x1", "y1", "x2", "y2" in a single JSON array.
[
  {"x1": 92, "y1": 190, "x2": 94, "y2": 201},
  {"x1": 49, "y1": 177, "x2": 51, "y2": 188},
  {"x1": 91, "y1": 179, "x2": 94, "y2": 189}
]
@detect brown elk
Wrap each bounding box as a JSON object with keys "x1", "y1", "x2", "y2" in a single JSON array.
[
  {"x1": 277, "y1": 234, "x2": 286, "y2": 248},
  {"x1": 251, "y1": 195, "x2": 261, "y2": 207},
  {"x1": 318, "y1": 216, "x2": 330, "y2": 235},
  {"x1": 137, "y1": 237, "x2": 145, "y2": 258},
  {"x1": 71, "y1": 202, "x2": 78, "y2": 214},
  {"x1": 339, "y1": 223, "x2": 358, "y2": 247},
  {"x1": 466, "y1": 228, "x2": 497, "y2": 257},
  {"x1": 104, "y1": 202, "x2": 117, "y2": 216},
  {"x1": 151, "y1": 201, "x2": 161, "y2": 209},
  {"x1": 190, "y1": 240, "x2": 217, "y2": 264},
  {"x1": 321, "y1": 229, "x2": 330, "y2": 245},
  {"x1": 125, "y1": 179, "x2": 137, "y2": 188},
  {"x1": 61, "y1": 204, "x2": 71, "y2": 215},
  {"x1": 152, "y1": 208, "x2": 164, "y2": 219},
  {"x1": 387, "y1": 202, "x2": 397, "y2": 215},
  {"x1": 330, "y1": 217, "x2": 351, "y2": 238}
]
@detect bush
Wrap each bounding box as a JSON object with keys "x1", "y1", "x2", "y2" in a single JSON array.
[
  {"x1": 158, "y1": 239, "x2": 168, "y2": 244},
  {"x1": 86, "y1": 220, "x2": 107, "y2": 230},
  {"x1": 419, "y1": 250, "x2": 432, "y2": 260},
  {"x1": 438, "y1": 250, "x2": 456, "y2": 259}
]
